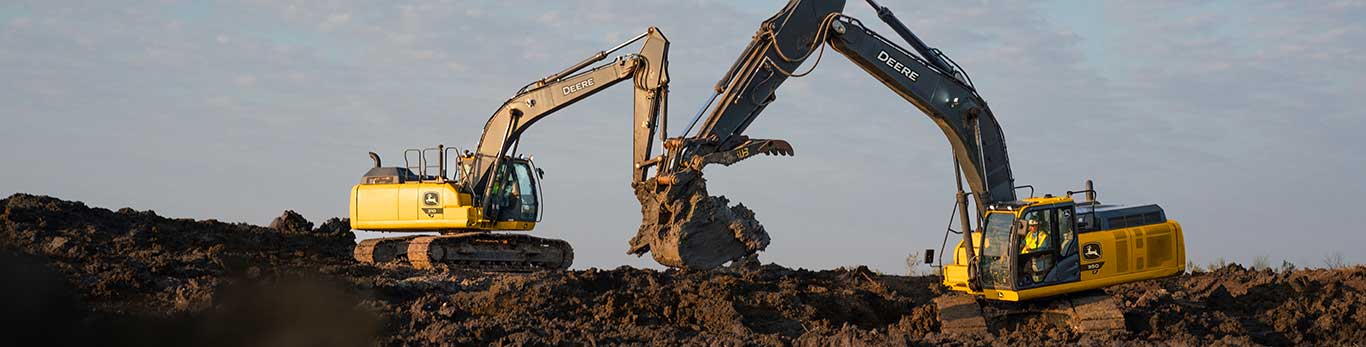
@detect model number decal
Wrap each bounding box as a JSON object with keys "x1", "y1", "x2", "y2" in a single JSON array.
[
  {"x1": 563, "y1": 78, "x2": 595, "y2": 95},
  {"x1": 877, "y1": 51, "x2": 920, "y2": 82},
  {"x1": 1084, "y1": 261, "x2": 1104, "y2": 274}
]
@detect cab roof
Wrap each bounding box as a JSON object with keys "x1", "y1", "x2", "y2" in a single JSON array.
[{"x1": 1021, "y1": 195, "x2": 1074, "y2": 206}]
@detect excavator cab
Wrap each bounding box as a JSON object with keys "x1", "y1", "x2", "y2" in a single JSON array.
[
  {"x1": 944, "y1": 195, "x2": 1185, "y2": 302},
  {"x1": 976, "y1": 200, "x2": 1082, "y2": 292}
]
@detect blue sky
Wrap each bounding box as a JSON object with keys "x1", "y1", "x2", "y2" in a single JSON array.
[{"x1": 2, "y1": 0, "x2": 1362, "y2": 272}]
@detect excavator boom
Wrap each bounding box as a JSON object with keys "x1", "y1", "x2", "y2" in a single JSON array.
[
  {"x1": 667, "y1": 0, "x2": 1014, "y2": 209},
  {"x1": 825, "y1": 16, "x2": 1017, "y2": 207}
]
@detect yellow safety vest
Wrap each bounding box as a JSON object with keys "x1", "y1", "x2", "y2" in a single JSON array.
[{"x1": 1022, "y1": 230, "x2": 1048, "y2": 254}]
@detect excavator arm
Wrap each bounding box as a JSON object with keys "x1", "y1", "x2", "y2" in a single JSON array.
[
  {"x1": 663, "y1": 0, "x2": 1015, "y2": 209},
  {"x1": 467, "y1": 28, "x2": 671, "y2": 201},
  {"x1": 655, "y1": 1, "x2": 841, "y2": 177},
  {"x1": 642, "y1": 1, "x2": 1016, "y2": 280}
]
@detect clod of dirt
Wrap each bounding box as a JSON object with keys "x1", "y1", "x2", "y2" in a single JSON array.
[
  {"x1": 316, "y1": 217, "x2": 357, "y2": 244},
  {"x1": 269, "y1": 211, "x2": 354, "y2": 244},
  {"x1": 269, "y1": 210, "x2": 313, "y2": 234},
  {"x1": 629, "y1": 174, "x2": 770, "y2": 270}
]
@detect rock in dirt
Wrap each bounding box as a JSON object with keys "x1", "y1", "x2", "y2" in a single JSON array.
[
  {"x1": 268, "y1": 210, "x2": 313, "y2": 234},
  {"x1": 629, "y1": 175, "x2": 770, "y2": 270}
]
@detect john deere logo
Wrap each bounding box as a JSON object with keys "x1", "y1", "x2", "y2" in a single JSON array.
[
  {"x1": 422, "y1": 192, "x2": 440, "y2": 206},
  {"x1": 1082, "y1": 242, "x2": 1103, "y2": 260}
]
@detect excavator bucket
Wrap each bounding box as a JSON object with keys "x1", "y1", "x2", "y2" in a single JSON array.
[{"x1": 628, "y1": 174, "x2": 770, "y2": 270}]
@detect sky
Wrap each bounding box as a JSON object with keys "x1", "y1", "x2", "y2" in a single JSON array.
[{"x1": 2, "y1": 0, "x2": 1363, "y2": 273}]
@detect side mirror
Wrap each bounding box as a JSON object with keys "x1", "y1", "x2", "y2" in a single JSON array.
[
  {"x1": 924, "y1": 249, "x2": 935, "y2": 264},
  {"x1": 536, "y1": 168, "x2": 545, "y2": 179}
]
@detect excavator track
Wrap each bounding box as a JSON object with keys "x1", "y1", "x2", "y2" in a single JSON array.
[
  {"x1": 934, "y1": 294, "x2": 990, "y2": 334},
  {"x1": 1061, "y1": 292, "x2": 1127, "y2": 332},
  {"x1": 935, "y1": 291, "x2": 1126, "y2": 335},
  {"x1": 406, "y1": 232, "x2": 574, "y2": 272},
  {"x1": 354, "y1": 235, "x2": 423, "y2": 264}
]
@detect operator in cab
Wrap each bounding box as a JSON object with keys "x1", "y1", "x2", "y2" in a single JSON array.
[
  {"x1": 1021, "y1": 219, "x2": 1049, "y2": 254},
  {"x1": 1019, "y1": 217, "x2": 1055, "y2": 285}
]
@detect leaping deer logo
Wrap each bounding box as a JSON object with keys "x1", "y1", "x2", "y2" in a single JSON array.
[
  {"x1": 423, "y1": 192, "x2": 439, "y2": 206},
  {"x1": 1082, "y1": 242, "x2": 1102, "y2": 260}
]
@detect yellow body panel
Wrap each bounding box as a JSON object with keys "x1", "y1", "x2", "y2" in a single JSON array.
[
  {"x1": 941, "y1": 197, "x2": 1185, "y2": 302},
  {"x1": 349, "y1": 182, "x2": 535, "y2": 232}
]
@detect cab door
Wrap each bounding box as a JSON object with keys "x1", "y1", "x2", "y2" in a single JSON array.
[
  {"x1": 976, "y1": 212, "x2": 1018, "y2": 290},
  {"x1": 487, "y1": 160, "x2": 542, "y2": 222}
]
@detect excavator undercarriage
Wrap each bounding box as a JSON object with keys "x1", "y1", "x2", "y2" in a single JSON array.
[
  {"x1": 934, "y1": 291, "x2": 1126, "y2": 335},
  {"x1": 354, "y1": 233, "x2": 574, "y2": 272}
]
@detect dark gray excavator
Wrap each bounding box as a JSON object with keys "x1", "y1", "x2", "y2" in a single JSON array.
[{"x1": 632, "y1": 0, "x2": 1185, "y2": 334}]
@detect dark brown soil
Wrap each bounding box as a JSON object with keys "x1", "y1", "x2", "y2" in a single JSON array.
[{"x1": 2, "y1": 193, "x2": 1362, "y2": 346}]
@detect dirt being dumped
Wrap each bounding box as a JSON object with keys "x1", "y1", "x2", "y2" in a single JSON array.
[
  {"x1": 629, "y1": 175, "x2": 769, "y2": 270},
  {"x1": 3, "y1": 193, "x2": 1363, "y2": 346}
]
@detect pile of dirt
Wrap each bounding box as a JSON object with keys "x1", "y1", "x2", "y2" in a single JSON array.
[
  {"x1": 0, "y1": 193, "x2": 376, "y2": 347},
  {"x1": 1110, "y1": 264, "x2": 1366, "y2": 346},
  {"x1": 629, "y1": 175, "x2": 770, "y2": 270},
  {"x1": 2, "y1": 193, "x2": 1362, "y2": 346}
]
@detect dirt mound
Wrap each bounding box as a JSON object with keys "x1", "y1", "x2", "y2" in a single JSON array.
[
  {"x1": 0, "y1": 194, "x2": 376, "y2": 347},
  {"x1": 1110, "y1": 264, "x2": 1366, "y2": 346},
  {"x1": 2, "y1": 193, "x2": 1362, "y2": 346}
]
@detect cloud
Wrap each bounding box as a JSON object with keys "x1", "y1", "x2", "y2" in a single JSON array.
[{"x1": 317, "y1": 12, "x2": 352, "y2": 32}]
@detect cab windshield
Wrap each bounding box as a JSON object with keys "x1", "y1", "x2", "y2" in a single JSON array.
[
  {"x1": 489, "y1": 160, "x2": 541, "y2": 222},
  {"x1": 977, "y1": 212, "x2": 1015, "y2": 289}
]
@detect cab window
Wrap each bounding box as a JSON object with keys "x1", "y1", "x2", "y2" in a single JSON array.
[
  {"x1": 977, "y1": 213, "x2": 1016, "y2": 289},
  {"x1": 1059, "y1": 208, "x2": 1076, "y2": 257}
]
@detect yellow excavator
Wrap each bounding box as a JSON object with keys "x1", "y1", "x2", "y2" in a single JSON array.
[
  {"x1": 348, "y1": 27, "x2": 672, "y2": 271},
  {"x1": 632, "y1": 0, "x2": 1186, "y2": 333}
]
